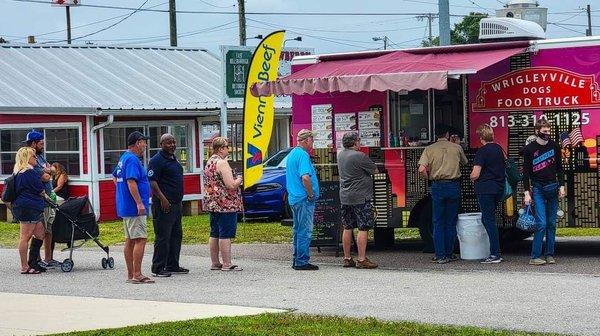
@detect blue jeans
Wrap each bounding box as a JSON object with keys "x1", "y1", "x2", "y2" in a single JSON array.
[
  {"x1": 291, "y1": 198, "x2": 316, "y2": 267},
  {"x1": 431, "y1": 181, "x2": 460, "y2": 260},
  {"x1": 477, "y1": 193, "x2": 502, "y2": 257},
  {"x1": 531, "y1": 183, "x2": 559, "y2": 259}
]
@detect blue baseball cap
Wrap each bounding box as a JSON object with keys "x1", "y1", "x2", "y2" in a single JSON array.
[{"x1": 23, "y1": 130, "x2": 44, "y2": 143}]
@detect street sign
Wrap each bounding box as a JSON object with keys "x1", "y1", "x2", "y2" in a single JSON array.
[
  {"x1": 224, "y1": 48, "x2": 253, "y2": 99},
  {"x1": 52, "y1": 0, "x2": 81, "y2": 5},
  {"x1": 221, "y1": 45, "x2": 314, "y2": 102}
]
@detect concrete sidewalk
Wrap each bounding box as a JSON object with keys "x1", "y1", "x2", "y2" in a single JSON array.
[
  {"x1": 1, "y1": 246, "x2": 599, "y2": 335},
  {"x1": 0, "y1": 292, "x2": 284, "y2": 335}
]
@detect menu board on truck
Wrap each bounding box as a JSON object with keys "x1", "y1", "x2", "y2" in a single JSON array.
[
  {"x1": 358, "y1": 109, "x2": 382, "y2": 147},
  {"x1": 334, "y1": 112, "x2": 357, "y2": 148},
  {"x1": 311, "y1": 104, "x2": 333, "y2": 149},
  {"x1": 311, "y1": 181, "x2": 341, "y2": 248}
]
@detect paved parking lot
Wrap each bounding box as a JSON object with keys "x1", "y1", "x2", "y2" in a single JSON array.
[{"x1": 1, "y1": 237, "x2": 600, "y2": 335}]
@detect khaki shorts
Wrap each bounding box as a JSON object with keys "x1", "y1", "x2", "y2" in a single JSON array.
[
  {"x1": 43, "y1": 206, "x2": 56, "y2": 234},
  {"x1": 123, "y1": 216, "x2": 147, "y2": 239}
]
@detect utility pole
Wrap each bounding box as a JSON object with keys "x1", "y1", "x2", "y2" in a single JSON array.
[
  {"x1": 416, "y1": 13, "x2": 437, "y2": 45},
  {"x1": 587, "y1": 4, "x2": 593, "y2": 36},
  {"x1": 169, "y1": 0, "x2": 177, "y2": 46},
  {"x1": 438, "y1": 0, "x2": 451, "y2": 45},
  {"x1": 238, "y1": 0, "x2": 246, "y2": 46},
  {"x1": 66, "y1": 6, "x2": 72, "y2": 44}
]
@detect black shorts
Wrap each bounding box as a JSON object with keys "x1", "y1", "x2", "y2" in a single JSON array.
[
  {"x1": 341, "y1": 202, "x2": 376, "y2": 231},
  {"x1": 12, "y1": 206, "x2": 43, "y2": 223}
]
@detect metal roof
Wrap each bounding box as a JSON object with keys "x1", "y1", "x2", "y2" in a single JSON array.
[{"x1": 0, "y1": 44, "x2": 259, "y2": 114}]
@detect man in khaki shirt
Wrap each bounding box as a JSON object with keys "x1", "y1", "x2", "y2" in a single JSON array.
[{"x1": 418, "y1": 125, "x2": 468, "y2": 264}]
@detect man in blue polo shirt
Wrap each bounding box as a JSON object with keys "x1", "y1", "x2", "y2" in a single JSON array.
[
  {"x1": 113, "y1": 131, "x2": 153, "y2": 284},
  {"x1": 148, "y1": 133, "x2": 187, "y2": 277}
]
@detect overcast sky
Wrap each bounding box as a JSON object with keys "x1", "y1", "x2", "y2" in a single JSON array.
[{"x1": 1, "y1": 0, "x2": 597, "y2": 56}]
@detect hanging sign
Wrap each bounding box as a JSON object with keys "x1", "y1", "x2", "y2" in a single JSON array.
[{"x1": 473, "y1": 67, "x2": 600, "y2": 112}]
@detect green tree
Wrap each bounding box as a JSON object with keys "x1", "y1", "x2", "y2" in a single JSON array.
[{"x1": 422, "y1": 12, "x2": 488, "y2": 47}]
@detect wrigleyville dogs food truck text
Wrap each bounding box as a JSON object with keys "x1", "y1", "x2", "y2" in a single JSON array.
[{"x1": 253, "y1": 35, "x2": 600, "y2": 247}]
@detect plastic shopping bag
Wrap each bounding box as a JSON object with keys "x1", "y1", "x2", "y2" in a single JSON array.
[{"x1": 516, "y1": 205, "x2": 537, "y2": 232}]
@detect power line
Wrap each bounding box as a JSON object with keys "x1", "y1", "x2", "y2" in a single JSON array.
[
  {"x1": 247, "y1": 17, "x2": 428, "y2": 34},
  {"x1": 85, "y1": 20, "x2": 238, "y2": 43},
  {"x1": 197, "y1": 0, "x2": 235, "y2": 9},
  {"x1": 41, "y1": 0, "x2": 150, "y2": 44},
  {"x1": 6, "y1": 0, "x2": 491, "y2": 17},
  {"x1": 548, "y1": 22, "x2": 585, "y2": 35},
  {"x1": 20, "y1": 1, "x2": 169, "y2": 40},
  {"x1": 548, "y1": 22, "x2": 600, "y2": 28}
]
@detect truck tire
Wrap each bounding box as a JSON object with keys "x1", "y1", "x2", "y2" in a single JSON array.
[
  {"x1": 411, "y1": 196, "x2": 434, "y2": 253},
  {"x1": 374, "y1": 227, "x2": 395, "y2": 248}
]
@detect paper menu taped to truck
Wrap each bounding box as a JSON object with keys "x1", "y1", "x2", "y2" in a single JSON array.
[
  {"x1": 334, "y1": 113, "x2": 358, "y2": 148},
  {"x1": 358, "y1": 109, "x2": 382, "y2": 147},
  {"x1": 311, "y1": 104, "x2": 333, "y2": 148}
]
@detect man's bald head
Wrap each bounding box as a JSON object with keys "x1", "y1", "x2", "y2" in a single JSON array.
[
  {"x1": 160, "y1": 133, "x2": 175, "y2": 144},
  {"x1": 160, "y1": 133, "x2": 176, "y2": 155}
]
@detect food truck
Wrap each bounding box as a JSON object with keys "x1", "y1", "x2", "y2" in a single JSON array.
[{"x1": 253, "y1": 18, "x2": 600, "y2": 247}]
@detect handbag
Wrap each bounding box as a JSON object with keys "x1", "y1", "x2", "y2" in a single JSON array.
[
  {"x1": 1, "y1": 173, "x2": 17, "y2": 203},
  {"x1": 516, "y1": 205, "x2": 537, "y2": 232},
  {"x1": 501, "y1": 146, "x2": 522, "y2": 185},
  {"x1": 502, "y1": 176, "x2": 513, "y2": 201}
]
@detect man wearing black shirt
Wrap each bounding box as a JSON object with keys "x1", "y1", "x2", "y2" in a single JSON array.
[
  {"x1": 148, "y1": 134, "x2": 188, "y2": 277},
  {"x1": 522, "y1": 119, "x2": 566, "y2": 266}
]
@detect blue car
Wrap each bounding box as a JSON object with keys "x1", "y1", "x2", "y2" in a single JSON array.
[{"x1": 242, "y1": 148, "x2": 292, "y2": 219}]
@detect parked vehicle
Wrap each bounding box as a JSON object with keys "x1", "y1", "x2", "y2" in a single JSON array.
[{"x1": 242, "y1": 148, "x2": 292, "y2": 219}]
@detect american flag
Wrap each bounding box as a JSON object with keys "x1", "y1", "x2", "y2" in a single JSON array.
[
  {"x1": 569, "y1": 127, "x2": 584, "y2": 146},
  {"x1": 560, "y1": 132, "x2": 571, "y2": 148}
]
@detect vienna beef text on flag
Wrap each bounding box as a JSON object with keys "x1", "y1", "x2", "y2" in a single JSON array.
[{"x1": 243, "y1": 31, "x2": 285, "y2": 189}]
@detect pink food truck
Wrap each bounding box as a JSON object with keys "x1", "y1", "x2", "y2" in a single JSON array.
[{"x1": 254, "y1": 26, "x2": 600, "y2": 247}]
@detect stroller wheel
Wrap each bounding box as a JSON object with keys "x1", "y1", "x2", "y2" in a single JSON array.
[
  {"x1": 61, "y1": 259, "x2": 74, "y2": 272},
  {"x1": 107, "y1": 257, "x2": 115, "y2": 269},
  {"x1": 101, "y1": 258, "x2": 108, "y2": 269}
]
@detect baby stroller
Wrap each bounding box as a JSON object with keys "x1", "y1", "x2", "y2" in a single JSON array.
[{"x1": 50, "y1": 196, "x2": 113, "y2": 272}]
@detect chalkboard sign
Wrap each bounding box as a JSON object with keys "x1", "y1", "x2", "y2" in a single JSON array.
[{"x1": 311, "y1": 181, "x2": 341, "y2": 248}]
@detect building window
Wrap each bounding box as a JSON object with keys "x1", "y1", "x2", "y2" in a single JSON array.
[
  {"x1": 0, "y1": 128, "x2": 81, "y2": 176},
  {"x1": 102, "y1": 124, "x2": 192, "y2": 175},
  {"x1": 201, "y1": 120, "x2": 288, "y2": 173}
]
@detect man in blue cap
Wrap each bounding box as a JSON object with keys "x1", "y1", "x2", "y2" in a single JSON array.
[
  {"x1": 113, "y1": 131, "x2": 153, "y2": 284},
  {"x1": 25, "y1": 130, "x2": 58, "y2": 271}
]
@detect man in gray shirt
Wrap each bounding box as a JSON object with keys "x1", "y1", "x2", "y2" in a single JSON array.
[{"x1": 337, "y1": 131, "x2": 378, "y2": 269}]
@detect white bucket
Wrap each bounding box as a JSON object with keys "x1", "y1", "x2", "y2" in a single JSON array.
[{"x1": 456, "y1": 213, "x2": 490, "y2": 260}]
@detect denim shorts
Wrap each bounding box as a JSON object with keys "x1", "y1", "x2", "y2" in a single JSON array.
[
  {"x1": 341, "y1": 202, "x2": 376, "y2": 231},
  {"x1": 209, "y1": 212, "x2": 238, "y2": 239},
  {"x1": 12, "y1": 206, "x2": 43, "y2": 223}
]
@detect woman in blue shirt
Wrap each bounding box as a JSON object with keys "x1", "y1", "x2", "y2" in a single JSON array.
[
  {"x1": 12, "y1": 147, "x2": 46, "y2": 274},
  {"x1": 470, "y1": 124, "x2": 506, "y2": 264}
]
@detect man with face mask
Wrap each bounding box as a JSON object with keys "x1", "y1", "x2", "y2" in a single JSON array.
[
  {"x1": 148, "y1": 133, "x2": 187, "y2": 277},
  {"x1": 24, "y1": 130, "x2": 58, "y2": 272},
  {"x1": 522, "y1": 119, "x2": 566, "y2": 266}
]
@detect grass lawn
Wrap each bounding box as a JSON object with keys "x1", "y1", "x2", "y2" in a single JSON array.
[
  {"x1": 0, "y1": 214, "x2": 420, "y2": 248},
  {"x1": 0, "y1": 215, "x2": 290, "y2": 248},
  {"x1": 1, "y1": 214, "x2": 596, "y2": 248},
  {"x1": 51, "y1": 313, "x2": 557, "y2": 336}
]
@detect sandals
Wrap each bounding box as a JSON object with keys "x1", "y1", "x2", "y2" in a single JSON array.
[
  {"x1": 129, "y1": 276, "x2": 155, "y2": 284},
  {"x1": 221, "y1": 265, "x2": 243, "y2": 271},
  {"x1": 210, "y1": 263, "x2": 223, "y2": 270},
  {"x1": 21, "y1": 267, "x2": 41, "y2": 275}
]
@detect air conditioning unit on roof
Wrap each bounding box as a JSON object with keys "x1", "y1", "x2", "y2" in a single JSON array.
[{"x1": 479, "y1": 17, "x2": 545, "y2": 42}]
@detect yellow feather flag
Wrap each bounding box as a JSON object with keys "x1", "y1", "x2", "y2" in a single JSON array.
[{"x1": 243, "y1": 30, "x2": 285, "y2": 189}]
